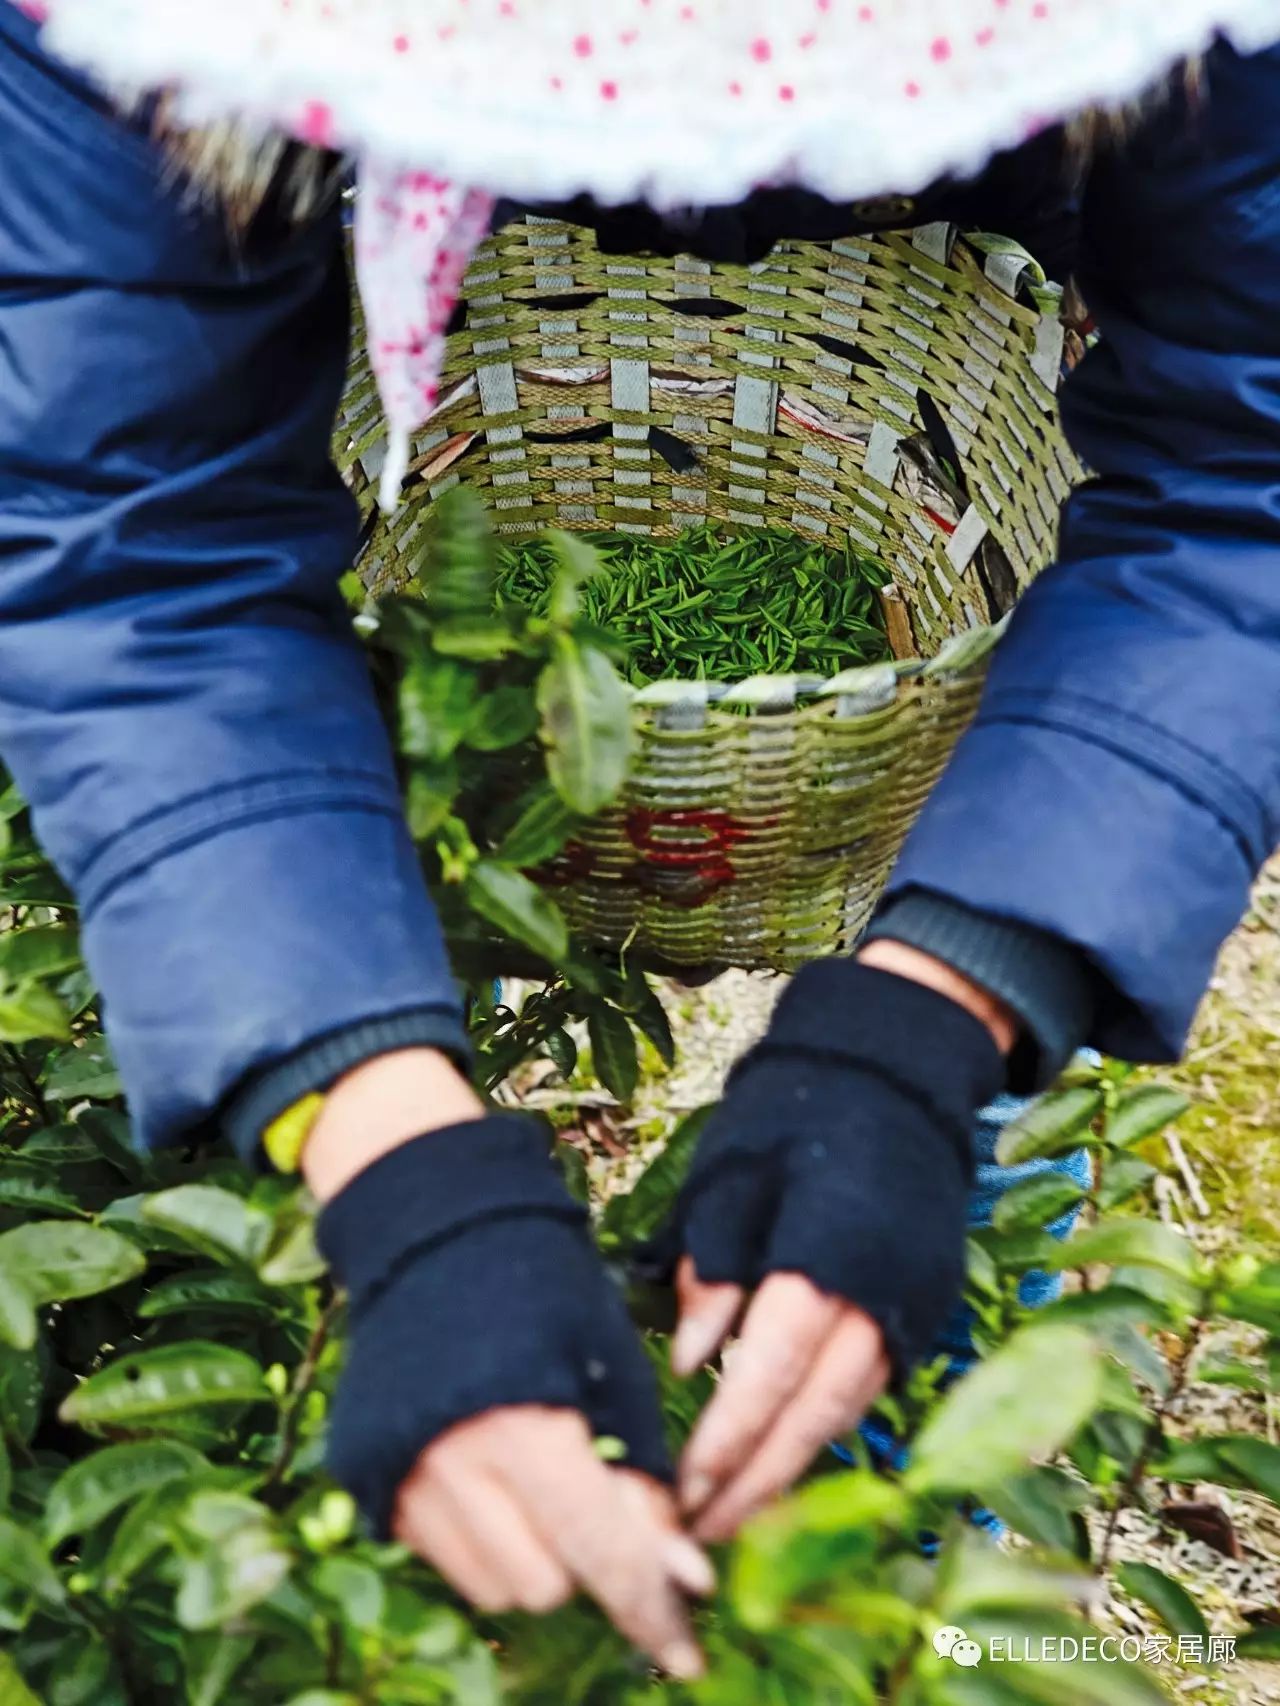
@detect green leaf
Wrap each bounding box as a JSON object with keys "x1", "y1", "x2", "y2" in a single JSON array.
[
  {"x1": 537, "y1": 633, "x2": 632, "y2": 814},
  {"x1": 405, "y1": 755, "x2": 461, "y2": 840},
  {"x1": 0, "y1": 985, "x2": 70, "y2": 1045},
  {"x1": 0, "y1": 1654, "x2": 44, "y2": 1706},
  {"x1": 138, "y1": 1270, "x2": 275, "y2": 1321},
  {"x1": 42, "y1": 1040, "x2": 121, "y2": 1103},
  {"x1": 908, "y1": 1324, "x2": 1103, "y2": 1495},
  {"x1": 495, "y1": 786, "x2": 579, "y2": 868},
  {"x1": 730, "y1": 1469, "x2": 907, "y2": 1633},
  {"x1": 992, "y1": 1173, "x2": 1087, "y2": 1235},
  {"x1": 0, "y1": 1436, "x2": 9, "y2": 1512},
  {"x1": 1219, "y1": 1262, "x2": 1280, "y2": 1333},
  {"x1": 43, "y1": 1642, "x2": 124, "y2": 1706},
  {"x1": 257, "y1": 1215, "x2": 327, "y2": 1288},
  {"x1": 419, "y1": 487, "x2": 497, "y2": 620},
  {"x1": 621, "y1": 965, "x2": 676, "y2": 1068},
  {"x1": 0, "y1": 1279, "x2": 36, "y2": 1354},
  {"x1": 464, "y1": 861, "x2": 568, "y2": 965},
  {"x1": 184, "y1": 1634, "x2": 255, "y2": 1706},
  {"x1": 984, "y1": 1465, "x2": 1093, "y2": 1558},
  {"x1": 102, "y1": 1478, "x2": 205, "y2": 1597},
  {"x1": 0, "y1": 1222, "x2": 144, "y2": 1311},
  {"x1": 1115, "y1": 1562, "x2": 1207, "y2": 1640},
  {"x1": 995, "y1": 1088, "x2": 1102, "y2": 1165},
  {"x1": 399, "y1": 656, "x2": 477, "y2": 760},
  {"x1": 176, "y1": 1513, "x2": 292, "y2": 1631},
  {"x1": 1096, "y1": 1153, "x2": 1159, "y2": 1212},
  {"x1": 1215, "y1": 1436, "x2": 1280, "y2": 1503},
  {"x1": 545, "y1": 1027, "x2": 579, "y2": 1080},
  {"x1": 312, "y1": 1556, "x2": 386, "y2": 1632},
  {"x1": 0, "y1": 1345, "x2": 43, "y2": 1446},
  {"x1": 1236, "y1": 1626, "x2": 1280, "y2": 1662},
  {"x1": 45, "y1": 1440, "x2": 204, "y2": 1547},
  {"x1": 73, "y1": 1109, "x2": 144, "y2": 1182},
  {"x1": 1154, "y1": 1436, "x2": 1235, "y2": 1485},
  {"x1": 464, "y1": 684, "x2": 540, "y2": 752},
  {"x1": 1106, "y1": 1084, "x2": 1191, "y2": 1149},
  {"x1": 0, "y1": 1174, "x2": 86, "y2": 1220},
  {"x1": 0, "y1": 1515, "x2": 63, "y2": 1605},
  {"x1": 1049, "y1": 1218, "x2": 1197, "y2": 1279},
  {"x1": 140, "y1": 1185, "x2": 272, "y2": 1268},
  {"x1": 545, "y1": 529, "x2": 603, "y2": 623},
  {"x1": 600, "y1": 1106, "x2": 711, "y2": 1249},
  {"x1": 59, "y1": 1341, "x2": 267, "y2": 1432},
  {"x1": 0, "y1": 927, "x2": 81, "y2": 984},
  {"x1": 586, "y1": 1003, "x2": 639, "y2": 1103}
]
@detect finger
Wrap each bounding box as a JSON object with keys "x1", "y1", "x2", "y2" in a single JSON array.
[
  {"x1": 679, "y1": 1272, "x2": 842, "y2": 1514},
  {"x1": 671, "y1": 1256, "x2": 745, "y2": 1378},
  {"x1": 694, "y1": 1306, "x2": 888, "y2": 1543},
  {"x1": 393, "y1": 1468, "x2": 515, "y2": 1614},
  {"x1": 436, "y1": 1467, "x2": 575, "y2": 1615},
  {"x1": 509, "y1": 1413, "x2": 705, "y2": 1678},
  {"x1": 625, "y1": 1471, "x2": 716, "y2": 1600}
]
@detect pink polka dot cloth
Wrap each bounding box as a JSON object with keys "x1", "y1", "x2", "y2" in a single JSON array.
[{"x1": 24, "y1": 0, "x2": 1280, "y2": 508}]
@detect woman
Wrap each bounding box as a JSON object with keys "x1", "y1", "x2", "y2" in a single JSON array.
[{"x1": 3, "y1": 2, "x2": 1278, "y2": 1676}]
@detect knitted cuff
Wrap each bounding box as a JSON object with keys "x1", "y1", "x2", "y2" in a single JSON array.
[
  {"x1": 864, "y1": 890, "x2": 1095, "y2": 1092},
  {"x1": 752, "y1": 958, "x2": 1007, "y2": 1149},
  {"x1": 316, "y1": 1114, "x2": 582, "y2": 1303},
  {"x1": 223, "y1": 1005, "x2": 472, "y2": 1165}
]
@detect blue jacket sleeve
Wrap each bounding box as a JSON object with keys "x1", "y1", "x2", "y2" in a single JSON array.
[
  {"x1": 885, "y1": 41, "x2": 1280, "y2": 1063},
  {"x1": 0, "y1": 18, "x2": 467, "y2": 1149}
]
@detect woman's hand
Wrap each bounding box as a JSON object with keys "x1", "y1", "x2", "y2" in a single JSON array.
[
  {"x1": 660, "y1": 954, "x2": 1012, "y2": 1540},
  {"x1": 305, "y1": 1069, "x2": 710, "y2": 1675}
]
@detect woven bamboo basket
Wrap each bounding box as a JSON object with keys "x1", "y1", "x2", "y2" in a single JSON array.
[{"x1": 337, "y1": 216, "x2": 1079, "y2": 974}]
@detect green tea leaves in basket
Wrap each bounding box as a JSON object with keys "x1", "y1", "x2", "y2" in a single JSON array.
[{"x1": 497, "y1": 524, "x2": 891, "y2": 685}]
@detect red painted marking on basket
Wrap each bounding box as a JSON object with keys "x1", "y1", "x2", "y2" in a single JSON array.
[{"x1": 923, "y1": 506, "x2": 958, "y2": 537}]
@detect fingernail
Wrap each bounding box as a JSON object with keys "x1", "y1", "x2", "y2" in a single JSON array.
[
  {"x1": 680, "y1": 1471, "x2": 715, "y2": 1514},
  {"x1": 663, "y1": 1534, "x2": 716, "y2": 1597},
  {"x1": 661, "y1": 1641, "x2": 705, "y2": 1681},
  {"x1": 671, "y1": 1316, "x2": 719, "y2": 1377}
]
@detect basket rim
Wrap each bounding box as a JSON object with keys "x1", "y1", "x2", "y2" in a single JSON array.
[{"x1": 622, "y1": 617, "x2": 1005, "y2": 716}]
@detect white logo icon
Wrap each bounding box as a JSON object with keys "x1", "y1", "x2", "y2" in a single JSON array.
[{"x1": 934, "y1": 1625, "x2": 982, "y2": 1667}]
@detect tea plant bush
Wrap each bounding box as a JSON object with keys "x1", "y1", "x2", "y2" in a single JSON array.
[{"x1": 0, "y1": 494, "x2": 1278, "y2": 1704}]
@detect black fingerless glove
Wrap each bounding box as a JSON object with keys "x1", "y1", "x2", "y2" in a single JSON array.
[
  {"x1": 652, "y1": 962, "x2": 1005, "y2": 1381},
  {"x1": 318, "y1": 1114, "x2": 672, "y2": 1538}
]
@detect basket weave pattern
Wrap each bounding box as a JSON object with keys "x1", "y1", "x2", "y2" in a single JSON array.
[{"x1": 338, "y1": 217, "x2": 1078, "y2": 972}]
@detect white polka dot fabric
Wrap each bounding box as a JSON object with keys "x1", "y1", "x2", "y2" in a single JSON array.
[{"x1": 23, "y1": 0, "x2": 1280, "y2": 504}]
